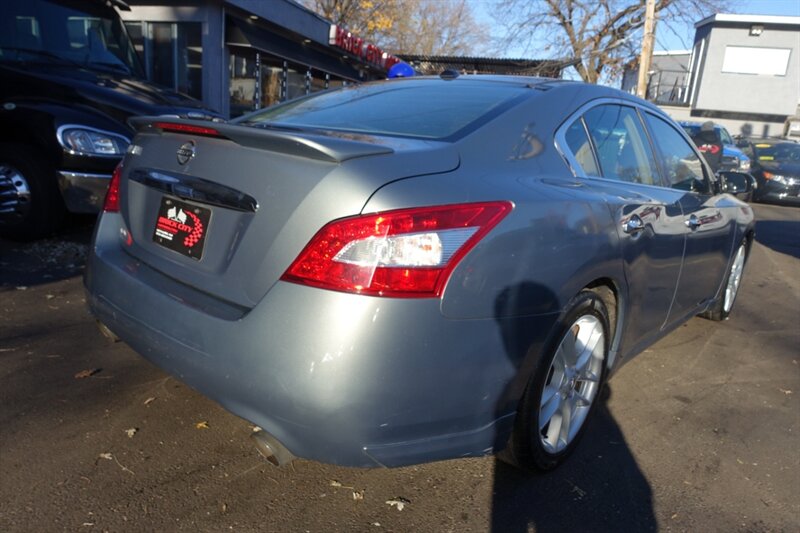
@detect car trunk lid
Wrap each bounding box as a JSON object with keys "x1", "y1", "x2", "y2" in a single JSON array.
[{"x1": 117, "y1": 119, "x2": 460, "y2": 308}]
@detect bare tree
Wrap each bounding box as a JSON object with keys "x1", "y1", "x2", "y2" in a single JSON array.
[
  {"x1": 383, "y1": 0, "x2": 487, "y2": 56},
  {"x1": 302, "y1": 0, "x2": 488, "y2": 55},
  {"x1": 302, "y1": 0, "x2": 400, "y2": 41},
  {"x1": 494, "y1": 0, "x2": 729, "y2": 83}
]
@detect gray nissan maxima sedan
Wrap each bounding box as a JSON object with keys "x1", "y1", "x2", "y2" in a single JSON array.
[{"x1": 85, "y1": 75, "x2": 754, "y2": 471}]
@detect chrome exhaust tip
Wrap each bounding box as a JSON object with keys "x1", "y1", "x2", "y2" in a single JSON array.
[
  {"x1": 96, "y1": 320, "x2": 120, "y2": 342},
  {"x1": 250, "y1": 429, "x2": 295, "y2": 467}
]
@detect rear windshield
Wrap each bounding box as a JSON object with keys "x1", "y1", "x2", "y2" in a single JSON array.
[
  {"x1": 681, "y1": 124, "x2": 734, "y2": 145},
  {"x1": 237, "y1": 79, "x2": 529, "y2": 140}
]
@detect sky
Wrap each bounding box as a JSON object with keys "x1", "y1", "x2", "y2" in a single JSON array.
[{"x1": 475, "y1": 0, "x2": 800, "y2": 58}]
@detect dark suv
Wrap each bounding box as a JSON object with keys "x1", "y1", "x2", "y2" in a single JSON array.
[{"x1": 0, "y1": 0, "x2": 220, "y2": 240}]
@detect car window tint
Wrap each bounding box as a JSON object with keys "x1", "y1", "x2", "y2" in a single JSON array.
[
  {"x1": 719, "y1": 128, "x2": 733, "y2": 145},
  {"x1": 238, "y1": 80, "x2": 528, "y2": 140},
  {"x1": 564, "y1": 118, "x2": 599, "y2": 176},
  {"x1": 754, "y1": 142, "x2": 800, "y2": 162},
  {"x1": 582, "y1": 105, "x2": 658, "y2": 185},
  {"x1": 644, "y1": 113, "x2": 710, "y2": 193}
]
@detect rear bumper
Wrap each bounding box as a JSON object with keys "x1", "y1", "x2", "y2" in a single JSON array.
[
  {"x1": 85, "y1": 214, "x2": 557, "y2": 467},
  {"x1": 57, "y1": 171, "x2": 111, "y2": 213}
]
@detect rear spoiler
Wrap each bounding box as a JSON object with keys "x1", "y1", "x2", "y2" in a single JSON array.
[{"x1": 128, "y1": 117, "x2": 395, "y2": 164}]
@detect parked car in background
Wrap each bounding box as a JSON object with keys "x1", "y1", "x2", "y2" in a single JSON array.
[
  {"x1": 784, "y1": 116, "x2": 800, "y2": 139},
  {"x1": 680, "y1": 121, "x2": 751, "y2": 172},
  {"x1": 742, "y1": 139, "x2": 800, "y2": 206},
  {"x1": 0, "y1": 0, "x2": 220, "y2": 241},
  {"x1": 85, "y1": 76, "x2": 754, "y2": 472}
]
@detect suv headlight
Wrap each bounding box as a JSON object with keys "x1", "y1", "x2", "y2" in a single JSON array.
[{"x1": 57, "y1": 126, "x2": 130, "y2": 156}]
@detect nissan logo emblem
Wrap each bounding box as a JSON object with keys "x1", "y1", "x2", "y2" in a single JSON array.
[{"x1": 177, "y1": 141, "x2": 196, "y2": 165}]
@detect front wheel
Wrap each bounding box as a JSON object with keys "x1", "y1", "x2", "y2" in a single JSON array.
[
  {"x1": 701, "y1": 240, "x2": 748, "y2": 321},
  {"x1": 507, "y1": 290, "x2": 610, "y2": 471},
  {"x1": 0, "y1": 145, "x2": 65, "y2": 241}
]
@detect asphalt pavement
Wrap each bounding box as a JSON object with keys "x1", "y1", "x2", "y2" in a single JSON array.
[{"x1": 1, "y1": 204, "x2": 798, "y2": 532}]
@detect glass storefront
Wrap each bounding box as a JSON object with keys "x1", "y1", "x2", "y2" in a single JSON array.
[
  {"x1": 229, "y1": 48, "x2": 258, "y2": 116},
  {"x1": 121, "y1": 6, "x2": 386, "y2": 118},
  {"x1": 228, "y1": 48, "x2": 346, "y2": 117},
  {"x1": 124, "y1": 21, "x2": 202, "y2": 100}
]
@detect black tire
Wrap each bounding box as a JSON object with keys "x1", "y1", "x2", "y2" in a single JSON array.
[
  {"x1": 507, "y1": 290, "x2": 610, "y2": 472},
  {"x1": 700, "y1": 240, "x2": 748, "y2": 321},
  {"x1": 0, "y1": 144, "x2": 65, "y2": 241}
]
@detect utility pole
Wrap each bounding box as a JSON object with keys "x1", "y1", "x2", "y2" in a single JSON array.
[{"x1": 636, "y1": 0, "x2": 656, "y2": 99}]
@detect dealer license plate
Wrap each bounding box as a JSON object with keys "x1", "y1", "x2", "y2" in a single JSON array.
[{"x1": 152, "y1": 197, "x2": 211, "y2": 260}]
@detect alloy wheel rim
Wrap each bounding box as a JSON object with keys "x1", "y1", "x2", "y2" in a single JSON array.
[
  {"x1": 723, "y1": 245, "x2": 746, "y2": 313},
  {"x1": 538, "y1": 314, "x2": 605, "y2": 454},
  {"x1": 0, "y1": 164, "x2": 32, "y2": 220}
]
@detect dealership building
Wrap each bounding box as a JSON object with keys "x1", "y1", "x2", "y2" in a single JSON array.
[
  {"x1": 625, "y1": 14, "x2": 800, "y2": 138},
  {"x1": 119, "y1": 0, "x2": 400, "y2": 118}
]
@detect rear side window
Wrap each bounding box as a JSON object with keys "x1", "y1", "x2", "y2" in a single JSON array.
[
  {"x1": 582, "y1": 105, "x2": 659, "y2": 186},
  {"x1": 644, "y1": 113, "x2": 710, "y2": 193},
  {"x1": 564, "y1": 118, "x2": 600, "y2": 176},
  {"x1": 238, "y1": 80, "x2": 528, "y2": 140}
]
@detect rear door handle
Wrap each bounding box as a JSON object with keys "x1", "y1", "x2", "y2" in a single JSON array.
[{"x1": 623, "y1": 215, "x2": 645, "y2": 234}]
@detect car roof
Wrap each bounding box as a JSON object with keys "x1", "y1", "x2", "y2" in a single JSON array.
[
  {"x1": 410, "y1": 74, "x2": 573, "y2": 87},
  {"x1": 391, "y1": 74, "x2": 661, "y2": 111}
]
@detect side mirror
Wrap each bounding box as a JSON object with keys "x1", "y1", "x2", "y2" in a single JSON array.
[{"x1": 719, "y1": 171, "x2": 752, "y2": 194}]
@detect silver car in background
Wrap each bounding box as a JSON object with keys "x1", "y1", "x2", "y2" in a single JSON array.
[{"x1": 85, "y1": 76, "x2": 754, "y2": 471}]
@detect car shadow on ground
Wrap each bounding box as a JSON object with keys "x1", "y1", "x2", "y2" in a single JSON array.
[
  {"x1": 491, "y1": 278, "x2": 656, "y2": 532},
  {"x1": 490, "y1": 387, "x2": 656, "y2": 532},
  {"x1": 0, "y1": 215, "x2": 95, "y2": 288},
  {"x1": 754, "y1": 219, "x2": 800, "y2": 259}
]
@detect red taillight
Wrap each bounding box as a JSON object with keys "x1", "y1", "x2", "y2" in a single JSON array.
[
  {"x1": 153, "y1": 121, "x2": 223, "y2": 137},
  {"x1": 103, "y1": 162, "x2": 122, "y2": 212},
  {"x1": 281, "y1": 201, "x2": 513, "y2": 298}
]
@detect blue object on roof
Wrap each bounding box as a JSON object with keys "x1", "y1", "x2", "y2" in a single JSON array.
[{"x1": 388, "y1": 62, "x2": 416, "y2": 78}]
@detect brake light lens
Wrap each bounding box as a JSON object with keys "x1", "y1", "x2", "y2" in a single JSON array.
[
  {"x1": 281, "y1": 202, "x2": 513, "y2": 298},
  {"x1": 154, "y1": 122, "x2": 224, "y2": 138},
  {"x1": 103, "y1": 162, "x2": 123, "y2": 212}
]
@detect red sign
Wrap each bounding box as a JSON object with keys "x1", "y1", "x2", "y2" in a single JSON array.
[{"x1": 329, "y1": 25, "x2": 401, "y2": 71}]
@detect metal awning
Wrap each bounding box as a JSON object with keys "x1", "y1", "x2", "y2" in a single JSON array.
[{"x1": 226, "y1": 15, "x2": 370, "y2": 81}]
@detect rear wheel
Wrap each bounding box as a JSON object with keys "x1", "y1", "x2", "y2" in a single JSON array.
[
  {"x1": 508, "y1": 290, "x2": 609, "y2": 471},
  {"x1": 0, "y1": 145, "x2": 65, "y2": 241},
  {"x1": 701, "y1": 240, "x2": 747, "y2": 321}
]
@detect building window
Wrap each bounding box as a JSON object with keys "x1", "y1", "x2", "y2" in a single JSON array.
[
  {"x1": 228, "y1": 49, "x2": 347, "y2": 117},
  {"x1": 150, "y1": 22, "x2": 175, "y2": 90},
  {"x1": 721, "y1": 46, "x2": 791, "y2": 76},
  {"x1": 260, "y1": 60, "x2": 283, "y2": 108},
  {"x1": 123, "y1": 21, "x2": 203, "y2": 100},
  {"x1": 229, "y1": 48, "x2": 258, "y2": 117},
  {"x1": 285, "y1": 62, "x2": 307, "y2": 101}
]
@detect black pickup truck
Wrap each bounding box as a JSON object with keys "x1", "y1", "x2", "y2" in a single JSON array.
[{"x1": 0, "y1": 0, "x2": 220, "y2": 240}]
